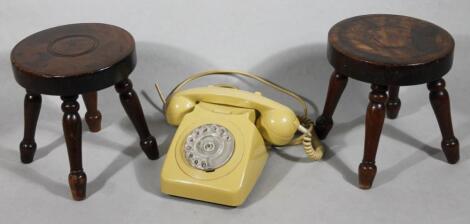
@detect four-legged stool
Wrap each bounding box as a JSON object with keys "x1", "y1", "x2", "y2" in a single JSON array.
[
  {"x1": 11, "y1": 23, "x2": 160, "y2": 200},
  {"x1": 315, "y1": 14, "x2": 460, "y2": 189}
]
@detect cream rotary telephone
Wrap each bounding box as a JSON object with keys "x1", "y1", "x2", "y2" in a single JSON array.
[{"x1": 156, "y1": 70, "x2": 324, "y2": 206}]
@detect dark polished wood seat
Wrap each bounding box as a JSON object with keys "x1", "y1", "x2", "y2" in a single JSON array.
[
  {"x1": 11, "y1": 23, "x2": 159, "y2": 200},
  {"x1": 315, "y1": 14, "x2": 459, "y2": 189}
]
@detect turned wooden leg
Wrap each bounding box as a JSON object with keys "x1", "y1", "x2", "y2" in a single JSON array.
[
  {"x1": 61, "y1": 96, "x2": 87, "y2": 201},
  {"x1": 427, "y1": 79, "x2": 459, "y2": 164},
  {"x1": 115, "y1": 78, "x2": 159, "y2": 160},
  {"x1": 358, "y1": 84, "x2": 387, "y2": 189},
  {"x1": 315, "y1": 71, "x2": 348, "y2": 139},
  {"x1": 386, "y1": 86, "x2": 401, "y2": 119},
  {"x1": 82, "y1": 91, "x2": 102, "y2": 132},
  {"x1": 19, "y1": 91, "x2": 42, "y2": 163}
]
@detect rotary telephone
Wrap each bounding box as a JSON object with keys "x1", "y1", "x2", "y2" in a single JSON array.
[{"x1": 156, "y1": 70, "x2": 324, "y2": 206}]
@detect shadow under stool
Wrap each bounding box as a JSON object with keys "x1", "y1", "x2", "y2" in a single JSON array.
[
  {"x1": 314, "y1": 14, "x2": 460, "y2": 189},
  {"x1": 11, "y1": 23, "x2": 160, "y2": 200}
]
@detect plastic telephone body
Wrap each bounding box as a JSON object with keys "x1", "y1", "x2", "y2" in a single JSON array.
[{"x1": 161, "y1": 86, "x2": 300, "y2": 206}]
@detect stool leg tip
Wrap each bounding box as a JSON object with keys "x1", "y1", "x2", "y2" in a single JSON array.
[
  {"x1": 358, "y1": 162, "x2": 377, "y2": 190},
  {"x1": 442, "y1": 138, "x2": 459, "y2": 164},
  {"x1": 85, "y1": 111, "x2": 102, "y2": 133},
  {"x1": 140, "y1": 136, "x2": 159, "y2": 160},
  {"x1": 386, "y1": 110, "x2": 400, "y2": 119},
  {"x1": 19, "y1": 141, "x2": 36, "y2": 164},
  {"x1": 69, "y1": 171, "x2": 87, "y2": 201},
  {"x1": 386, "y1": 103, "x2": 401, "y2": 119},
  {"x1": 315, "y1": 115, "x2": 333, "y2": 140}
]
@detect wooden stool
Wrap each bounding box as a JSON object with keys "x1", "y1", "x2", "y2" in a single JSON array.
[
  {"x1": 11, "y1": 23, "x2": 160, "y2": 200},
  {"x1": 315, "y1": 14, "x2": 459, "y2": 189}
]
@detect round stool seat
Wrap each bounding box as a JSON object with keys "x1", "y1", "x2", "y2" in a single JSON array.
[
  {"x1": 11, "y1": 23, "x2": 136, "y2": 95},
  {"x1": 328, "y1": 14, "x2": 454, "y2": 86}
]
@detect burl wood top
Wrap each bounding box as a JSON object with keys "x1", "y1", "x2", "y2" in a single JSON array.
[
  {"x1": 328, "y1": 14, "x2": 454, "y2": 86},
  {"x1": 11, "y1": 23, "x2": 136, "y2": 95}
]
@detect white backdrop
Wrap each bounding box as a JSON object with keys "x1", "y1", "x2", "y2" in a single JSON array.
[{"x1": 1, "y1": 1, "x2": 469, "y2": 224}]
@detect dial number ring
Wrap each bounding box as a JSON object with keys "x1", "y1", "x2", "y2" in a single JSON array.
[{"x1": 184, "y1": 124, "x2": 235, "y2": 171}]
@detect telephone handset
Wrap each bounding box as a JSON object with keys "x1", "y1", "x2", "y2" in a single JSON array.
[
  {"x1": 166, "y1": 86, "x2": 300, "y2": 146},
  {"x1": 158, "y1": 70, "x2": 323, "y2": 206}
]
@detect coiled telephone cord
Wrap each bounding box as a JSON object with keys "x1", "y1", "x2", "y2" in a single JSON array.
[{"x1": 294, "y1": 116, "x2": 324, "y2": 161}]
